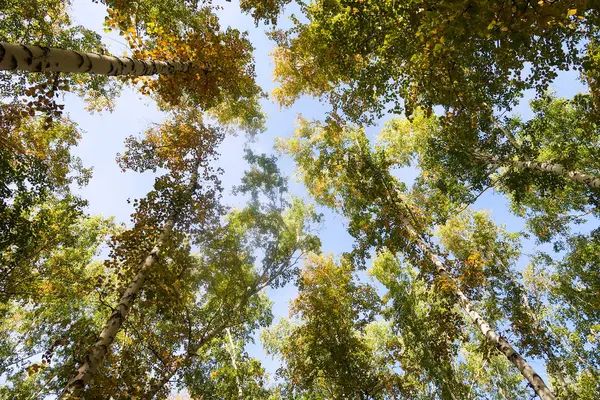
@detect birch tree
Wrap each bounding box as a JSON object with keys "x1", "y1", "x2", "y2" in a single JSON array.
[
  {"x1": 2, "y1": 0, "x2": 264, "y2": 128},
  {"x1": 0, "y1": 110, "x2": 92, "y2": 306},
  {"x1": 139, "y1": 152, "x2": 321, "y2": 399},
  {"x1": 60, "y1": 112, "x2": 224, "y2": 398},
  {"x1": 0, "y1": 215, "x2": 117, "y2": 398},
  {"x1": 0, "y1": 0, "x2": 121, "y2": 115},
  {"x1": 277, "y1": 119, "x2": 556, "y2": 399}
]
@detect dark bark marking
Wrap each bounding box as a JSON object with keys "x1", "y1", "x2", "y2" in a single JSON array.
[
  {"x1": 116, "y1": 57, "x2": 125, "y2": 75},
  {"x1": 20, "y1": 45, "x2": 33, "y2": 65},
  {"x1": 0, "y1": 43, "x2": 5, "y2": 63},
  {"x1": 107, "y1": 59, "x2": 115, "y2": 76},
  {"x1": 84, "y1": 53, "x2": 94, "y2": 72},
  {"x1": 9, "y1": 55, "x2": 17, "y2": 70},
  {"x1": 74, "y1": 51, "x2": 86, "y2": 69}
]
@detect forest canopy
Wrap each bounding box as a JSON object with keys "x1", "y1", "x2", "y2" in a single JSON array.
[{"x1": 0, "y1": 0, "x2": 599, "y2": 399}]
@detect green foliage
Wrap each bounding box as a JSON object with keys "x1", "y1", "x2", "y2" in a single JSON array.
[
  {"x1": 245, "y1": 0, "x2": 597, "y2": 123},
  {"x1": 262, "y1": 254, "x2": 390, "y2": 399},
  {"x1": 378, "y1": 94, "x2": 600, "y2": 246}
]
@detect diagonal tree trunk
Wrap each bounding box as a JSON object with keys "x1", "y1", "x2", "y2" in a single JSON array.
[
  {"x1": 0, "y1": 42, "x2": 192, "y2": 76},
  {"x1": 509, "y1": 159, "x2": 600, "y2": 189},
  {"x1": 517, "y1": 285, "x2": 569, "y2": 396},
  {"x1": 414, "y1": 236, "x2": 556, "y2": 400},
  {"x1": 61, "y1": 159, "x2": 202, "y2": 399},
  {"x1": 477, "y1": 153, "x2": 600, "y2": 190},
  {"x1": 356, "y1": 140, "x2": 557, "y2": 400}
]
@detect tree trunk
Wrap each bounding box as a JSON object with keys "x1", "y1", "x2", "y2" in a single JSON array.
[
  {"x1": 0, "y1": 42, "x2": 191, "y2": 76},
  {"x1": 143, "y1": 363, "x2": 180, "y2": 400},
  {"x1": 226, "y1": 327, "x2": 244, "y2": 399},
  {"x1": 353, "y1": 140, "x2": 557, "y2": 399},
  {"x1": 61, "y1": 161, "x2": 201, "y2": 399},
  {"x1": 519, "y1": 287, "x2": 569, "y2": 396},
  {"x1": 511, "y1": 159, "x2": 600, "y2": 189},
  {"x1": 480, "y1": 153, "x2": 600, "y2": 190},
  {"x1": 410, "y1": 233, "x2": 556, "y2": 400}
]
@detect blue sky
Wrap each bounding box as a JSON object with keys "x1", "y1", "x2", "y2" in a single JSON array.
[{"x1": 65, "y1": 0, "x2": 588, "y2": 392}]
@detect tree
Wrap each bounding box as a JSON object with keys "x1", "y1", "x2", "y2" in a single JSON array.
[
  {"x1": 1, "y1": 0, "x2": 265, "y2": 129},
  {"x1": 0, "y1": 42, "x2": 193, "y2": 76},
  {"x1": 139, "y1": 151, "x2": 321, "y2": 399},
  {"x1": 262, "y1": 253, "x2": 390, "y2": 399},
  {"x1": 0, "y1": 110, "x2": 91, "y2": 307},
  {"x1": 371, "y1": 249, "x2": 532, "y2": 400},
  {"x1": 61, "y1": 111, "x2": 225, "y2": 398},
  {"x1": 0, "y1": 0, "x2": 121, "y2": 115},
  {"x1": 377, "y1": 93, "x2": 600, "y2": 245},
  {"x1": 242, "y1": 0, "x2": 597, "y2": 123},
  {"x1": 277, "y1": 118, "x2": 555, "y2": 399},
  {"x1": 0, "y1": 215, "x2": 117, "y2": 398}
]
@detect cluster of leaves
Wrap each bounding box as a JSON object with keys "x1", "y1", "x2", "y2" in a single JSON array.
[
  {"x1": 102, "y1": 0, "x2": 266, "y2": 132},
  {"x1": 242, "y1": 0, "x2": 599, "y2": 123},
  {"x1": 263, "y1": 254, "x2": 388, "y2": 399}
]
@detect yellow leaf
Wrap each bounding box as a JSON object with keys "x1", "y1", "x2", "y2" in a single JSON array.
[{"x1": 567, "y1": 9, "x2": 577, "y2": 16}]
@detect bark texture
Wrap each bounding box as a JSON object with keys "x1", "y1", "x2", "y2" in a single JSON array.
[
  {"x1": 512, "y1": 159, "x2": 600, "y2": 189},
  {"x1": 404, "y1": 221, "x2": 556, "y2": 400},
  {"x1": 480, "y1": 153, "x2": 600, "y2": 190},
  {"x1": 0, "y1": 42, "x2": 191, "y2": 76},
  {"x1": 61, "y1": 163, "x2": 201, "y2": 399}
]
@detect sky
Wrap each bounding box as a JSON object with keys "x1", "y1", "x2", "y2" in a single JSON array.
[{"x1": 64, "y1": 0, "x2": 589, "y2": 392}]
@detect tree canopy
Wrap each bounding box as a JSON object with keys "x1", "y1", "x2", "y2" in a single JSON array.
[{"x1": 1, "y1": 0, "x2": 599, "y2": 399}]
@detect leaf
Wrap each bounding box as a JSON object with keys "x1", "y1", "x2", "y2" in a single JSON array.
[{"x1": 567, "y1": 9, "x2": 577, "y2": 16}]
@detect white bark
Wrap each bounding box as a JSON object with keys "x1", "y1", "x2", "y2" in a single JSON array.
[
  {"x1": 0, "y1": 42, "x2": 191, "y2": 76},
  {"x1": 61, "y1": 163, "x2": 201, "y2": 399},
  {"x1": 479, "y1": 153, "x2": 600, "y2": 190},
  {"x1": 512, "y1": 159, "x2": 600, "y2": 189},
  {"x1": 406, "y1": 223, "x2": 556, "y2": 400},
  {"x1": 226, "y1": 328, "x2": 244, "y2": 399}
]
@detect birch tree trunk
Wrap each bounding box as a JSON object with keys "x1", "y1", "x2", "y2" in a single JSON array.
[
  {"x1": 519, "y1": 288, "x2": 569, "y2": 396},
  {"x1": 403, "y1": 219, "x2": 556, "y2": 400},
  {"x1": 226, "y1": 328, "x2": 245, "y2": 399},
  {"x1": 479, "y1": 154, "x2": 600, "y2": 190},
  {"x1": 61, "y1": 162, "x2": 201, "y2": 399},
  {"x1": 0, "y1": 42, "x2": 192, "y2": 76},
  {"x1": 355, "y1": 139, "x2": 556, "y2": 399},
  {"x1": 510, "y1": 159, "x2": 600, "y2": 189}
]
